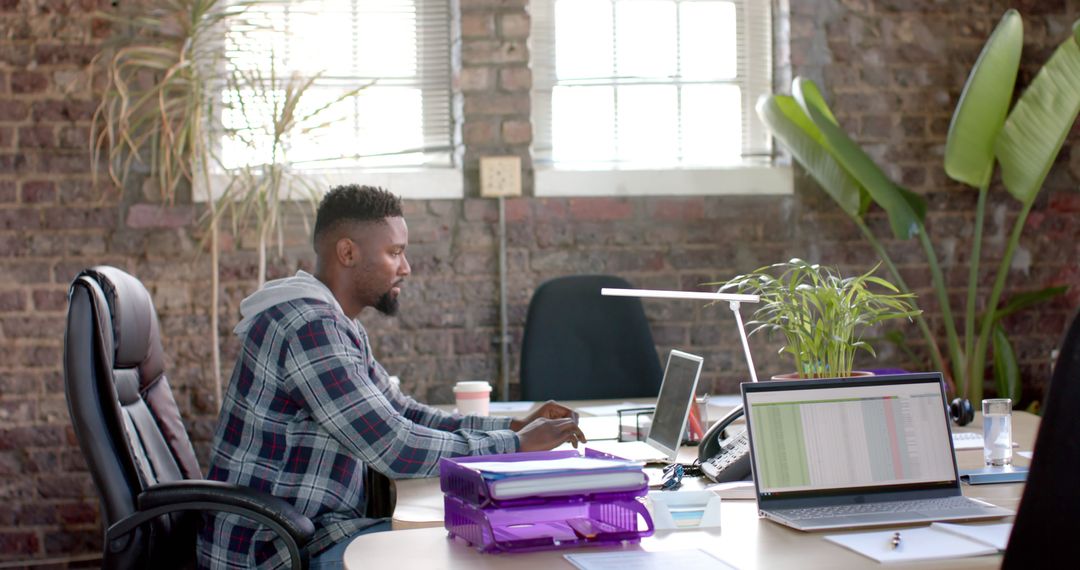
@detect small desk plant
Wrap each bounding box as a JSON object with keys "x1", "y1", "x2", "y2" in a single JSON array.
[{"x1": 716, "y1": 259, "x2": 921, "y2": 379}]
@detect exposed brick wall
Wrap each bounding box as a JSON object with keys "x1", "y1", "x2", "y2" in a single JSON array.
[{"x1": 0, "y1": 0, "x2": 1077, "y2": 565}]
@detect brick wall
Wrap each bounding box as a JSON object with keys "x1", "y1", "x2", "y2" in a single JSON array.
[{"x1": 1, "y1": 0, "x2": 1078, "y2": 565}]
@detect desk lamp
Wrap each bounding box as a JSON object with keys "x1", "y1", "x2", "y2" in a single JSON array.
[{"x1": 600, "y1": 288, "x2": 762, "y2": 383}]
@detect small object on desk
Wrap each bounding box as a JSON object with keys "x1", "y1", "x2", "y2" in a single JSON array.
[
  {"x1": 959, "y1": 465, "x2": 1029, "y2": 485},
  {"x1": 825, "y1": 526, "x2": 999, "y2": 564},
  {"x1": 648, "y1": 490, "x2": 723, "y2": 530},
  {"x1": 890, "y1": 531, "x2": 902, "y2": 549}
]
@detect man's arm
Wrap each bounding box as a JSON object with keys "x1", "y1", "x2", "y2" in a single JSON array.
[
  {"x1": 369, "y1": 359, "x2": 513, "y2": 433},
  {"x1": 284, "y1": 315, "x2": 518, "y2": 478}
]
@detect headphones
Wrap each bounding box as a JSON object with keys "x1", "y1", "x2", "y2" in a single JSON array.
[{"x1": 949, "y1": 397, "x2": 974, "y2": 426}]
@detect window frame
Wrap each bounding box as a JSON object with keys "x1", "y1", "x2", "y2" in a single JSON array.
[{"x1": 529, "y1": 0, "x2": 790, "y2": 197}]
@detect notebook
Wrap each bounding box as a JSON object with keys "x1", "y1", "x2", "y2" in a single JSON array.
[
  {"x1": 584, "y1": 350, "x2": 703, "y2": 462},
  {"x1": 742, "y1": 373, "x2": 1014, "y2": 531}
]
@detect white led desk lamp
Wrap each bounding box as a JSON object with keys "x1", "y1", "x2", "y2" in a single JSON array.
[{"x1": 600, "y1": 288, "x2": 761, "y2": 383}]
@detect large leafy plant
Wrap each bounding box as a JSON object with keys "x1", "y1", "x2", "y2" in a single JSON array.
[
  {"x1": 757, "y1": 10, "x2": 1079, "y2": 402},
  {"x1": 718, "y1": 260, "x2": 920, "y2": 378}
]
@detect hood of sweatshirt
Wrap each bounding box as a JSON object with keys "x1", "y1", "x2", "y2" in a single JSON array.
[{"x1": 233, "y1": 270, "x2": 346, "y2": 336}]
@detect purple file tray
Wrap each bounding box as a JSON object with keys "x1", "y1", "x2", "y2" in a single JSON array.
[
  {"x1": 444, "y1": 493, "x2": 654, "y2": 554},
  {"x1": 440, "y1": 450, "x2": 647, "y2": 509}
]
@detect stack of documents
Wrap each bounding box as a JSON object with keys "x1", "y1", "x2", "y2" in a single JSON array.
[
  {"x1": 463, "y1": 456, "x2": 647, "y2": 500},
  {"x1": 825, "y1": 522, "x2": 1012, "y2": 564}
]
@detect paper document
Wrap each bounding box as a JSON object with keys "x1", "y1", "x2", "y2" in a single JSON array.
[
  {"x1": 578, "y1": 416, "x2": 620, "y2": 441},
  {"x1": 585, "y1": 440, "x2": 668, "y2": 462},
  {"x1": 825, "y1": 526, "x2": 999, "y2": 564},
  {"x1": 575, "y1": 402, "x2": 649, "y2": 417},
  {"x1": 564, "y1": 549, "x2": 736, "y2": 570},
  {"x1": 951, "y1": 432, "x2": 1018, "y2": 451},
  {"x1": 704, "y1": 480, "x2": 757, "y2": 500},
  {"x1": 487, "y1": 401, "x2": 536, "y2": 413},
  {"x1": 464, "y1": 456, "x2": 641, "y2": 477},
  {"x1": 931, "y1": 522, "x2": 1013, "y2": 551}
]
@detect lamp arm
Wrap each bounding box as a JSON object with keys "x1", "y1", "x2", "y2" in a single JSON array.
[{"x1": 600, "y1": 288, "x2": 761, "y2": 384}]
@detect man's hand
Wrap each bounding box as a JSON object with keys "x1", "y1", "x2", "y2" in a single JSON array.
[
  {"x1": 515, "y1": 417, "x2": 588, "y2": 452},
  {"x1": 510, "y1": 400, "x2": 578, "y2": 431}
]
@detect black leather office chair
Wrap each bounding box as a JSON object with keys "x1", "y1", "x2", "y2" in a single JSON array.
[
  {"x1": 63, "y1": 267, "x2": 318, "y2": 569},
  {"x1": 520, "y1": 275, "x2": 663, "y2": 401},
  {"x1": 1002, "y1": 308, "x2": 1080, "y2": 567}
]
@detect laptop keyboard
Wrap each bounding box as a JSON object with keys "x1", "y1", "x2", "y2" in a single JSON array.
[{"x1": 777, "y1": 496, "x2": 981, "y2": 520}]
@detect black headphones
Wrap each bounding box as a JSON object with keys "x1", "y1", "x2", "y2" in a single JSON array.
[{"x1": 949, "y1": 397, "x2": 974, "y2": 426}]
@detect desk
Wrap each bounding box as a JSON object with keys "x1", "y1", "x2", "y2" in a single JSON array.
[{"x1": 345, "y1": 410, "x2": 1038, "y2": 569}]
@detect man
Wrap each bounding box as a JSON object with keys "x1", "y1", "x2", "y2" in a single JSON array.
[{"x1": 197, "y1": 185, "x2": 585, "y2": 569}]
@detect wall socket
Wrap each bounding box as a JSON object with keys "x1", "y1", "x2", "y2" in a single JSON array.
[{"x1": 479, "y1": 156, "x2": 522, "y2": 198}]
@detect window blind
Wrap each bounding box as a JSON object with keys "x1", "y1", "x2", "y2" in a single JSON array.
[
  {"x1": 218, "y1": 0, "x2": 453, "y2": 171},
  {"x1": 531, "y1": 0, "x2": 772, "y2": 168}
]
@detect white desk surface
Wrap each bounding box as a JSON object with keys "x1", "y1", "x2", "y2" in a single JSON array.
[{"x1": 344, "y1": 401, "x2": 1038, "y2": 570}]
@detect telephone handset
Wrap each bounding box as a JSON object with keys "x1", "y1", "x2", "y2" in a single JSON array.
[{"x1": 698, "y1": 405, "x2": 752, "y2": 483}]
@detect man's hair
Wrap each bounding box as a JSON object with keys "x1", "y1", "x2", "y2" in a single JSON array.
[{"x1": 313, "y1": 185, "x2": 403, "y2": 246}]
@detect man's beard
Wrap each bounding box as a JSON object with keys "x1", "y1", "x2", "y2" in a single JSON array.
[{"x1": 374, "y1": 289, "x2": 399, "y2": 316}]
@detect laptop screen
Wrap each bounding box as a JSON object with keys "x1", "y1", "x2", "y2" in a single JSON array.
[
  {"x1": 743, "y1": 374, "x2": 958, "y2": 499},
  {"x1": 645, "y1": 350, "x2": 703, "y2": 459}
]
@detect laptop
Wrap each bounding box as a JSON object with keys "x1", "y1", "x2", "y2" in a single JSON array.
[
  {"x1": 742, "y1": 373, "x2": 1014, "y2": 531},
  {"x1": 585, "y1": 349, "x2": 703, "y2": 462}
]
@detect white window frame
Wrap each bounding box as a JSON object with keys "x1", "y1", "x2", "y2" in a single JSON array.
[
  {"x1": 200, "y1": 0, "x2": 462, "y2": 202},
  {"x1": 530, "y1": 0, "x2": 791, "y2": 197}
]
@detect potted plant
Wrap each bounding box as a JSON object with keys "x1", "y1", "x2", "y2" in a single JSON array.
[
  {"x1": 715, "y1": 259, "x2": 921, "y2": 379},
  {"x1": 755, "y1": 10, "x2": 1078, "y2": 402}
]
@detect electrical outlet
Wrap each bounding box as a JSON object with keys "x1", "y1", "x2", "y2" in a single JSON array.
[{"x1": 479, "y1": 156, "x2": 522, "y2": 198}]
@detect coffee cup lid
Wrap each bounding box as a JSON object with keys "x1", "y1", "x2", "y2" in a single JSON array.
[{"x1": 453, "y1": 381, "x2": 492, "y2": 393}]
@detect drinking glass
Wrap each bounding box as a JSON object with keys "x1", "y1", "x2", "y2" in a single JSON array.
[{"x1": 982, "y1": 398, "x2": 1012, "y2": 467}]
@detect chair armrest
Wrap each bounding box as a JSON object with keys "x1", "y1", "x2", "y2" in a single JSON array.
[
  {"x1": 139, "y1": 480, "x2": 315, "y2": 543},
  {"x1": 107, "y1": 480, "x2": 315, "y2": 570}
]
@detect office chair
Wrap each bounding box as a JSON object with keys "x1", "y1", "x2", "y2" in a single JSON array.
[
  {"x1": 63, "y1": 266, "x2": 391, "y2": 569},
  {"x1": 1002, "y1": 308, "x2": 1080, "y2": 567},
  {"x1": 520, "y1": 275, "x2": 663, "y2": 401}
]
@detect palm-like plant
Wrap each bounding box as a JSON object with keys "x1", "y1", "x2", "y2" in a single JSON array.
[
  {"x1": 90, "y1": 0, "x2": 242, "y2": 405},
  {"x1": 756, "y1": 10, "x2": 1080, "y2": 402},
  {"x1": 219, "y1": 65, "x2": 365, "y2": 286},
  {"x1": 718, "y1": 260, "x2": 920, "y2": 379}
]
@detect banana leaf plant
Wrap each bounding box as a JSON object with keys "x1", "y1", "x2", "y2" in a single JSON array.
[{"x1": 757, "y1": 9, "x2": 1079, "y2": 403}]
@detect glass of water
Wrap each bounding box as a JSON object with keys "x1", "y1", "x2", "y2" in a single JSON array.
[{"x1": 982, "y1": 398, "x2": 1013, "y2": 467}]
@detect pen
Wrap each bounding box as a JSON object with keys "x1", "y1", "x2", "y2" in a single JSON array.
[{"x1": 890, "y1": 532, "x2": 902, "y2": 550}]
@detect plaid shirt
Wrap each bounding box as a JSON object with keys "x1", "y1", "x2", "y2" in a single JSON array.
[{"x1": 196, "y1": 298, "x2": 518, "y2": 569}]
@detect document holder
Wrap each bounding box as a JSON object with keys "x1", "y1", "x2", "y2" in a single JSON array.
[{"x1": 440, "y1": 450, "x2": 654, "y2": 553}]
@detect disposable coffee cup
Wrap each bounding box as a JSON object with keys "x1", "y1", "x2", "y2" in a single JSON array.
[{"x1": 453, "y1": 381, "x2": 492, "y2": 416}]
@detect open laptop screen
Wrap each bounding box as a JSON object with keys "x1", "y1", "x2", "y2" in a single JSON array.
[
  {"x1": 744, "y1": 375, "x2": 957, "y2": 498},
  {"x1": 645, "y1": 350, "x2": 703, "y2": 459}
]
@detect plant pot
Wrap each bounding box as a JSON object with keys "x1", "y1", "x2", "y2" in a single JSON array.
[{"x1": 770, "y1": 370, "x2": 876, "y2": 381}]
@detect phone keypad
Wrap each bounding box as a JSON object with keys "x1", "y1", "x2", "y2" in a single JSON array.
[{"x1": 701, "y1": 431, "x2": 749, "y2": 480}]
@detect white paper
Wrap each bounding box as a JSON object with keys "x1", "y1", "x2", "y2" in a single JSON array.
[
  {"x1": 825, "y1": 526, "x2": 998, "y2": 564},
  {"x1": 584, "y1": 440, "x2": 668, "y2": 462},
  {"x1": 564, "y1": 549, "x2": 737, "y2": 570},
  {"x1": 487, "y1": 401, "x2": 536, "y2": 413},
  {"x1": 704, "y1": 480, "x2": 757, "y2": 500},
  {"x1": 578, "y1": 416, "x2": 620, "y2": 441},
  {"x1": 705, "y1": 394, "x2": 743, "y2": 409},
  {"x1": 931, "y1": 522, "x2": 1013, "y2": 551},
  {"x1": 951, "y1": 431, "x2": 984, "y2": 450},
  {"x1": 575, "y1": 402, "x2": 650, "y2": 417},
  {"x1": 1018, "y1": 451, "x2": 1033, "y2": 459},
  {"x1": 463, "y1": 456, "x2": 641, "y2": 476}
]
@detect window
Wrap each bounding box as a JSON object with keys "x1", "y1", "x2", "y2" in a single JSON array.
[
  {"x1": 531, "y1": 0, "x2": 783, "y2": 195},
  {"x1": 216, "y1": 0, "x2": 459, "y2": 197}
]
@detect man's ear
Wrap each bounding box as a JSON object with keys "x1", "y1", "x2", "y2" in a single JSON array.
[{"x1": 336, "y1": 237, "x2": 358, "y2": 267}]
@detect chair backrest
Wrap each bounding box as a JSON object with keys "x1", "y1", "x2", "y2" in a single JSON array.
[
  {"x1": 1002, "y1": 309, "x2": 1080, "y2": 567},
  {"x1": 520, "y1": 275, "x2": 662, "y2": 401},
  {"x1": 64, "y1": 266, "x2": 202, "y2": 568}
]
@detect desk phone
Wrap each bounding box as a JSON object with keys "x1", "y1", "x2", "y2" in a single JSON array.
[{"x1": 698, "y1": 406, "x2": 752, "y2": 483}]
